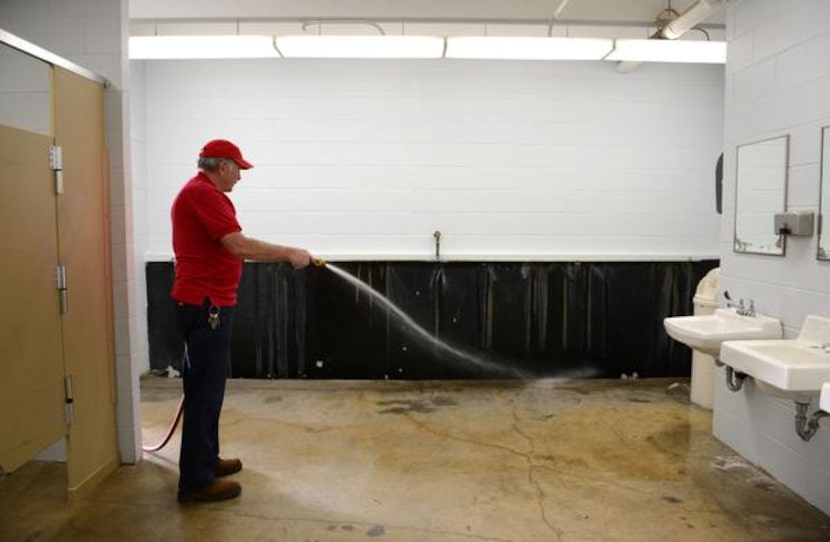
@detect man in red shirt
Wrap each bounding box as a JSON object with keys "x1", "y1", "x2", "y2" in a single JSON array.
[{"x1": 171, "y1": 139, "x2": 314, "y2": 502}]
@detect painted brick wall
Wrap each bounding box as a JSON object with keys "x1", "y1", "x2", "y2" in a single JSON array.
[
  {"x1": 0, "y1": 0, "x2": 124, "y2": 87},
  {"x1": 716, "y1": 0, "x2": 830, "y2": 516},
  {"x1": 0, "y1": 45, "x2": 50, "y2": 135},
  {"x1": 138, "y1": 58, "x2": 724, "y2": 262}
]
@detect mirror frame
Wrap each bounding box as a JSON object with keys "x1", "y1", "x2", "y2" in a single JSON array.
[
  {"x1": 819, "y1": 126, "x2": 830, "y2": 260},
  {"x1": 733, "y1": 135, "x2": 789, "y2": 256}
]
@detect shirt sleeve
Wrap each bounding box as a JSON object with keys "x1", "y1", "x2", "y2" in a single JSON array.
[{"x1": 190, "y1": 184, "x2": 242, "y2": 241}]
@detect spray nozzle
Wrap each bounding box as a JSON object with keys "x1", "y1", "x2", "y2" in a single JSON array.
[{"x1": 313, "y1": 258, "x2": 327, "y2": 267}]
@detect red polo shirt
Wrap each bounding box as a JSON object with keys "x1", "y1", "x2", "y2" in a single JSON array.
[{"x1": 171, "y1": 172, "x2": 243, "y2": 306}]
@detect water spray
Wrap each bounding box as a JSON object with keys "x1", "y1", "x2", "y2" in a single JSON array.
[{"x1": 322, "y1": 262, "x2": 531, "y2": 379}]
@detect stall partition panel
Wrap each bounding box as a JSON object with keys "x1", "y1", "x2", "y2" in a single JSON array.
[
  {"x1": 0, "y1": 124, "x2": 66, "y2": 474},
  {"x1": 52, "y1": 67, "x2": 118, "y2": 496}
]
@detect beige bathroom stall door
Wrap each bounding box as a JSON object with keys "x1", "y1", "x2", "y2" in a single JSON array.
[
  {"x1": 0, "y1": 125, "x2": 67, "y2": 473},
  {"x1": 52, "y1": 66, "x2": 119, "y2": 497}
]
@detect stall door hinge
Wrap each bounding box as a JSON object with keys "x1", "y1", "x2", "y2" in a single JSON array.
[
  {"x1": 55, "y1": 265, "x2": 68, "y2": 313},
  {"x1": 64, "y1": 375, "x2": 75, "y2": 426},
  {"x1": 49, "y1": 145, "x2": 63, "y2": 194}
]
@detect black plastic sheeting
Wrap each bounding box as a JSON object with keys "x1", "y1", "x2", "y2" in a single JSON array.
[{"x1": 146, "y1": 260, "x2": 718, "y2": 380}]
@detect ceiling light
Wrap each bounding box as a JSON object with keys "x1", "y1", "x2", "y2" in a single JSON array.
[
  {"x1": 129, "y1": 35, "x2": 279, "y2": 59},
  {"x1": 446, "y1": 37, "x2": 614, "y2": 60},
  {"x1": 605, "y1": 39, "x2": 726, "y2": 64},
  {"x1": 660, "y1": 0, "x2": 726, "y2": 40},
  {"x1": 274, "y1": 36, "x2": 445, "y2": 59},
  {"x1": 128, "y1": 34, "x2": 727, "y2": 64}
]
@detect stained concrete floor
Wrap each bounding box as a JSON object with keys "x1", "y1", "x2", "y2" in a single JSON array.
[{"x1": 1, "y1": 377, "x2": 829, "y2": 542}]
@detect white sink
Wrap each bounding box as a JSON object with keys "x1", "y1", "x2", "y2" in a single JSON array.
[
  {"x1": 821, "y1": 382, "x2": 830, "y2": 412},
  {"x1": 663, "y1": 308, "x2": 783, "y2": 358},
  {"x1": 720, "y1": 315, "x2": 830, "y2": 401}
]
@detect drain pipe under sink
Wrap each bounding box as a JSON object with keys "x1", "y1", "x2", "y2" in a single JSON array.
[
  {"x1": 794, "y1": 402, "x2": 829, "y2": 442},
  {"x1": 725, "y1": 366, "x2": 747, "y2": 391}
]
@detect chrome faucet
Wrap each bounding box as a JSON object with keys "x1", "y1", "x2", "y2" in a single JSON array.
[{"x1": 723, "y1": 291, "x2": 756, "y2": 317}]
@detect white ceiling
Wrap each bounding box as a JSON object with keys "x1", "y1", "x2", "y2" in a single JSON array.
[{"x1": 129, "y1": 0, "x2": 726, "y2": 28}]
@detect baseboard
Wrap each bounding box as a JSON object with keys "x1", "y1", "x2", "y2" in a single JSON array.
[{"x1": 67, "y1": 453, "x2": 119, "y2": 502}]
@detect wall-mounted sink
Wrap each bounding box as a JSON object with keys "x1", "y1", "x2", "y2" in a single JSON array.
[
  {"x1": 720, "y1": 315, "x2": 830, "y2": 401},
  {"x1": 664, "y1": 308, "x2": 783, "y2": 358}
]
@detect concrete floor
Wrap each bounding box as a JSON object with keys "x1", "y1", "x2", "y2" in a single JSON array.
[{"x1": 1, "y1": 377, "x2": 829, "y2": 542}]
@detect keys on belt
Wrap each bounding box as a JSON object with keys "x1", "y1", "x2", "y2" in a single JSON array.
[{"x1": 208, "y1": 306, "x2": 221, "y2": 330}]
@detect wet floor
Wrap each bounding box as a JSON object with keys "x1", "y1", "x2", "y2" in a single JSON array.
[{"x1": 1, "y1": 377, "x2": 829, "y2": 541}]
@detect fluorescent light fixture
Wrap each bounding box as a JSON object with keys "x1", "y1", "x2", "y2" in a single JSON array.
[
  {"x1": 129, "y1": 35, "x2": 279, "y2": 59},
  {"x1": 661, "y1": 0, "x2": 725, "y2": 40},
  {"x1": 128, "y1": 34, "x2": 726, "y2": 64},
  {"x1": 274, "y1": 35, "x2": 445, "y2": 58},
  {"x1": 446, "y1": 37, "x2": 613, "y2": 60},
  {"x1": 605, "y1": 39, "x2": 726, "y2": 64}
]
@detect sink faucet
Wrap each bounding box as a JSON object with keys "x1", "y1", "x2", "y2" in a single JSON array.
[{"x1": 723, "y1": 291, "x2": 755, "y2": 317}]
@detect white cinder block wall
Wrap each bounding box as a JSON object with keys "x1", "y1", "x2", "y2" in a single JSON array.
[
  {"x1": 0, "y1": 46, "x2": 50, "y2": 135},
  {"x1": 139, "y1": 59, "x2": 724, "y2": 262},
  {"x1": 2, "y1": 0, "x2": 146, "y2": 464},
  {"x1": 716, "y1": 0, "x2": 830, "y2": 515}
]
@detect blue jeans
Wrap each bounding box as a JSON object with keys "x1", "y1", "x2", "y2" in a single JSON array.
[{"x1": 175, "y1": 299, "x2": 235, "y2": 490}]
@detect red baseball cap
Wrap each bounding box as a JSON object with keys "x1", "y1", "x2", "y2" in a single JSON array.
[{"x1": 199, "y1": 139, "x2": 254, "y2": 169}]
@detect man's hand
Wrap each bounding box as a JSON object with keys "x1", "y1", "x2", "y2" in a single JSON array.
[{"x1": 288, "y1": 248, "x2": 314, "y2": 269}]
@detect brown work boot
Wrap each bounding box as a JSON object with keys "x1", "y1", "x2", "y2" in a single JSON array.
[
  {"x1": 213, "y1": 458, "x2": 243, "y2": 477},
  {"x1": 177, "y1": 479, "x2": 241, "y2": 503}
]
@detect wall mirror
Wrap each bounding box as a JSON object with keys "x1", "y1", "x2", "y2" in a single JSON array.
[
  {"x1": 734, "y1": 135, "x2": 789, "y2": 255},
  {"x1": 819, "y1": 126, "x2": 830, "y2": 260}
]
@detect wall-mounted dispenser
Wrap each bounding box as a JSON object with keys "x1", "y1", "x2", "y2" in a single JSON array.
[{"x1": 774, "y1": 211, "x2": 815, "y2": 236}]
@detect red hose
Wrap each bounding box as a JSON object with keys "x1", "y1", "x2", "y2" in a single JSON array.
[{"x1": 142, "y1": 395, "x2": 185, "y2": 453}]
